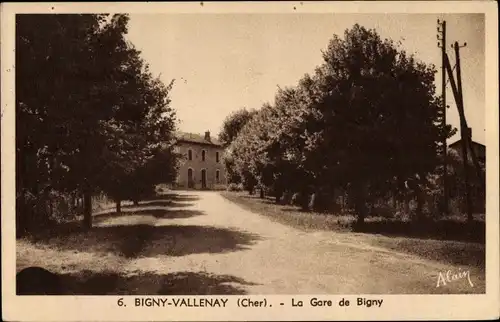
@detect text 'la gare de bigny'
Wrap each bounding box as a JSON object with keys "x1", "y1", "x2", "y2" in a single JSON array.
[{"x1": 132, "y1": 297, "x2": 383, "y2": 308}]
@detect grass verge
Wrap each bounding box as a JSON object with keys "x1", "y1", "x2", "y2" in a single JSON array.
[{"x1": 220, "y1": 190, "x2": 485, "y2": 268}]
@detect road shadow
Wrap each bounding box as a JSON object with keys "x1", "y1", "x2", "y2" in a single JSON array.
[
  {"x1": 122, "y1": 200, "x2": 194, "y2": 209},
  {"x1": 99, "y1": 198, "x2": 196, "y2": 213},
  {"x1": 17, "y1": 268, "x2": 258, "y2": 295},
  {"x1": 29, "y1": 224, "x2": 261, "y2": 258},
  {"x1": 145, "y1": 193, "x2": 201, "y2": 203},
  {"x1": 280, "y1": 206, "x2": 312, "y2": 213},
  {"x1": 93, "y1": 208, "x2": 206, "y2": 223}
]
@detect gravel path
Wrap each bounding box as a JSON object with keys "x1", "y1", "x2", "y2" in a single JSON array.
[
  {"x1": 117, "y1": 191, "x2": 482, "y2": 294},
  {"x1": 17, "y1": 190, "x2": 484, "y2": 294}
]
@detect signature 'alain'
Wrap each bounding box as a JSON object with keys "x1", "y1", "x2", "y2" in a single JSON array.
[{"x1": 436, "y1": 268, "x2": 474, "y2": 288}]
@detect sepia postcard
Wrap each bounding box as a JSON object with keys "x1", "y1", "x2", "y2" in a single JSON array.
[{"x1": 1, "y1": 1, "x2": 499, "y2": 321}]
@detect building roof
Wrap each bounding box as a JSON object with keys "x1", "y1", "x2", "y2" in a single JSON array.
[
  {"x1": 175, "y1": 131, "x2": 223, "y2": 147},
  {"x1": 449, "y1": 138, "x2": 485, "y2": 148}
]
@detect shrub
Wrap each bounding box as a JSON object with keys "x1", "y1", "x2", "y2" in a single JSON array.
[
  {"x1": 309, "y1": 193, "x2": 321, "y2": 212},
  {"x1": 369, "y1": 203, "x2": 395, "y2": 219},
  {"x1": 291, "y1": 192, "x2": 301, "y2": 206},
  {"x1": 227, "y1": 183, "x2": 242, "y2": 192},
  {"x1": 291, "y1": 192, "x2": 310, "y2": 209},
  {"x1": 282, "y1": 191, "x2": 293, "y2": 205},
  {"x1": 308, "y1": 191, "x2": 334, "y2": 213}
]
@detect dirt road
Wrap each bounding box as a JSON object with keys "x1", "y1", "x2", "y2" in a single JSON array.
[{"x1": 17, "y1": 191, "x2": 484, "y2": 294}]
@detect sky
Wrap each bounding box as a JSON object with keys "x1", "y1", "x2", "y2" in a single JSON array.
[{"x1": 125, "y1": 13, "x2": 485, "y2": 144}]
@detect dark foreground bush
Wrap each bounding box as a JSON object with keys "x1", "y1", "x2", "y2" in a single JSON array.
[
  {"x1": 17, "y1": 267, "x2": 63, "y2": 295},
  {"x1": 352, "y1": 218, "x2": 485, "y2": 243}
]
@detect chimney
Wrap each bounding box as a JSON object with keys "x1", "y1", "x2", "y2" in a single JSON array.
[{"x1": 204, "y1": 130, "x2": 210, "y2": 141}]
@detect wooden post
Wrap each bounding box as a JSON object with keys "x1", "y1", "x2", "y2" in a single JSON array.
[
  {"x1": 83, "y1": 180, "x2": 92, "y2": 229},
  {"x1": 454, "y1": 42, "x2": 474, "y2": 223},
  {"x1": 445, "y1": 46, "x2": 474, "y2": 224},
  {"x1": 83, "y1": 190, "x2": 92, "y2": 229},
  {"x1": 439, "y1": 20, "x2": 449, "y2": 215}
]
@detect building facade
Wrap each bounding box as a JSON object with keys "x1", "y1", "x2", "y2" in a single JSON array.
[
  {"x1": 448, "y1": 128, "x2": 485, "y2": 213},
  {"x1": 174, "y1": 131, "x2": 227, "y2": 190},
  {"x1": 448, "y1": 128, "x2": 486, "y2": 164}
]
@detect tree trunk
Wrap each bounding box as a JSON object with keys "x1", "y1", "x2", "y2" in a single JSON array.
[
  {"x1": 259, "y1": 188, "x2": 265, "y2": 199},
  {"x1": 353, "y1": 182, "x2": 368, "y2": 227},
  {"x1": 133, "y1": 200, "x2": 139, "y2": 206},
  {"x1": 309, "y1": 191, "x2": 318, "y2": 212},
  {"x1": 17, "y1": 191, "x2": 27, "y2": 237},
  {"x1": 71, "y1": 193, "x2": 76, "y2": 210},
  {"x1": 330, "y1": 188, "x2": 337, "y2": 212},
  {"x1": 416, "y1": 185, "x2": 426, "y2": 222},
  {"x1": 416, "y1": 194, "x2": 423, "y2": 222},
  {"x1": 116, "y1": 200, "x2": 121, "y2": 213},
  {"x1": 404, "y1": 195, "x2": 410, "y2": 214},
  {"x1": 83, "y1": 188, "x2": 92, "y2": 230},
  {"x1": 49, "y1": 198, "x2": 53, "y2": 219},
  {"x1": 275, "y1": 189, "x2": 282, "y2": 204},
  {"x1": 300, "y1": 187, "x2": 310, "y2": 211}
]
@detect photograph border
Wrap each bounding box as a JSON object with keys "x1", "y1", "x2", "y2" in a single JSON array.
[{"x1": 2, "y1": 1, "x2": 499, "y2": 321}]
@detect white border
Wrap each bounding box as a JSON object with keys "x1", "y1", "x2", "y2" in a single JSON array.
[{"x1": 2, "y1": 2, "x2": 499, "y2": 321}]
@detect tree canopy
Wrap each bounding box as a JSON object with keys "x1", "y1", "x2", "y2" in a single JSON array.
[
  {"x1": 16, "y1": 14, "x2": 179, "y2": 233},
  {"x1": 218, "y1": 108, "x2": 257, "y2": 147},
  {"x1": 218, "y1": 108, "x2": 257, "y2": 185},
  {"x1": 229, "y1": 24, "x2": 456, "y2": 223}
]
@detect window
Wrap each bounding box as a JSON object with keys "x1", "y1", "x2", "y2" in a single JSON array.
[
  {"x1": 188, "y1": 149, "x2": 192, "y2": 161},
  {"x1": 202, "y1": 150, "x2": 206, "y2": 161},
  {"x1": 216, "y1": 170, "x2": 220, "y2": 184},
  {"x1": 216, "y1": 151, "x2": 219, "y2": 163}
]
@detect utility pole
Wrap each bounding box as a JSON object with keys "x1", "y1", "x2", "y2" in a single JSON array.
[
  {"x1": 454, "y1": 41, "x2": 476, "y2": 223},
  {"x1": 444, "y1": 42, "x2": 474, "y2": 224},
  {"x1": 455, "y1": 41, "x2": 474, "y2": 223},
  {"x1": 437, "y1": 19, "x2": 448, "y2": 215}
]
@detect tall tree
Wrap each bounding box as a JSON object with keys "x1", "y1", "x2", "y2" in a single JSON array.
[
  {"x1": 219, "y1": 108, "x2": 257, "y2": 184},
  {"x1": 218, "y1": 108, "x2": 257, "y2": 147},
  {"x1": 16, "y1": 14, "x2": 178, "y2": 232},
  {"x1": 16, "y1": 14, "x2": 108, "y2": 232},
  {"x1": 230, "y1": 24, "x2": 454, "y2": 223},
  {"x1": 303, "y1": 24, "x2": 453, "y2": 224}
]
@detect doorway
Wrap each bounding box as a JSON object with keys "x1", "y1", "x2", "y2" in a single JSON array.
[
  {"x1": 187, "y1": 168, "x2": 194, "y2": 188},
  {"x1": 201, "y1": 169, "x2": 207, "y2": 189}
]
